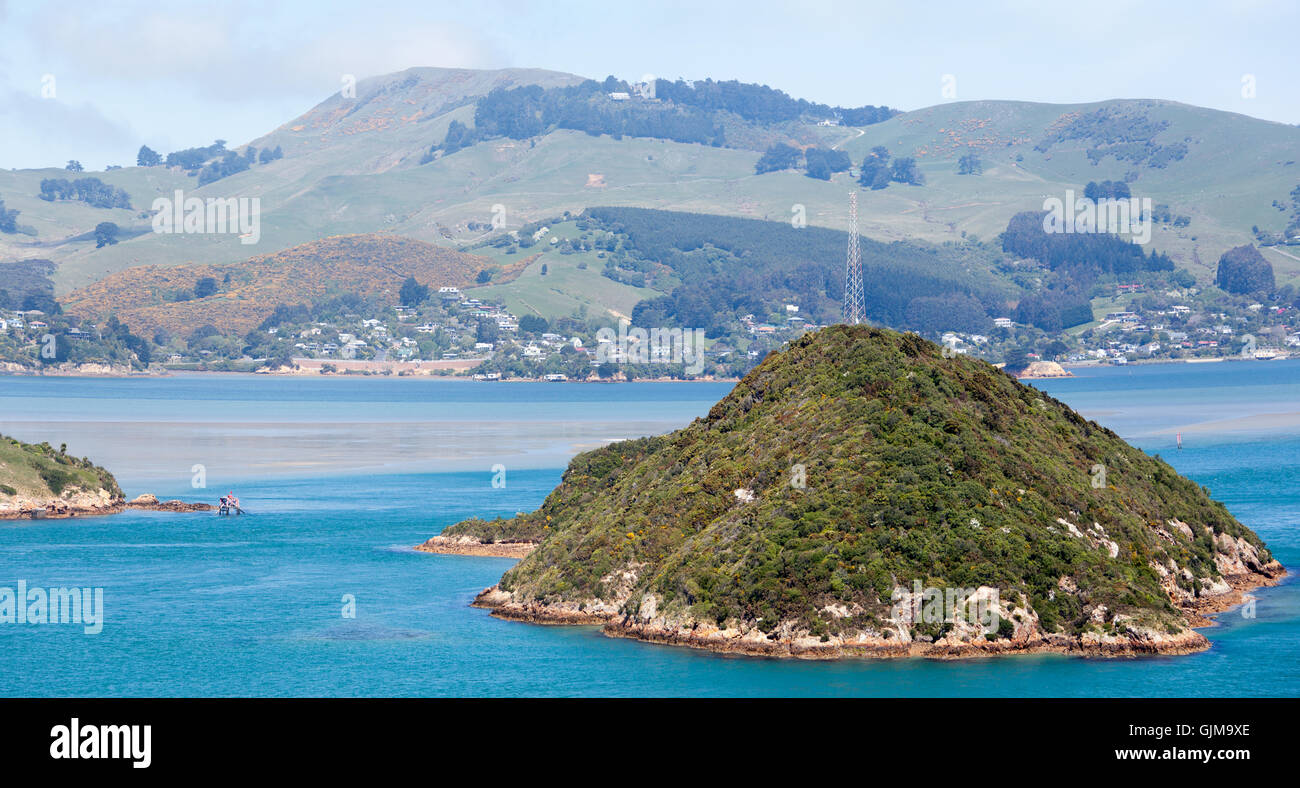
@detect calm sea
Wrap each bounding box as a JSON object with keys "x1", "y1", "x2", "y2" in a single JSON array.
[{"x1": 1, "y1": 364, "x2": 1297, "y2": 696}]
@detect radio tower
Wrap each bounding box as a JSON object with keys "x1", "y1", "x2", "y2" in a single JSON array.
[{"x1": 842, "y1": 192, "x2": 865, "y2": 324}]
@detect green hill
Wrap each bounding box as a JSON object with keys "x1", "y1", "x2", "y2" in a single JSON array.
[
  {"x1": 4, "y1": 67, "x2": 1299, "y2": 296},
  {"x1": 435, "y1": 325, "x2": 1284, "y2": 658},
  {"x1": 0, "y1": 436, "x2": 121, "y2": 504}
]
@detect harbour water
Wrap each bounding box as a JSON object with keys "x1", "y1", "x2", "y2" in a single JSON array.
[{"x1": 2, "y1": 363, "x2": 1297, "y2": 696}]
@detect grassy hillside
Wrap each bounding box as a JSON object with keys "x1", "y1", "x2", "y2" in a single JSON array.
[
  {"x1": 841, "y1": 99, "x2": 1300, "y2": 281},
  {"x1": 60, "y1": 233, "x2": 491, "y2": 336},
  {"x1": 4, "y1": 68, "x2": 1297, "y2": 296},
  {"x1": 466, "y1": 220, "x2": 658, "y2": 322},
  {"x1": 445, "y1": 326, "x2": 1281, "y2": 653},
  {"x1": 0, "y1": 436, "x2": 121, "y2": 500}
]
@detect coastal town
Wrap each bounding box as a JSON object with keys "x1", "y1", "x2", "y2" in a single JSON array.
[{"x1": 3, "y1": 275, "x2": 1298, "y2": 379}]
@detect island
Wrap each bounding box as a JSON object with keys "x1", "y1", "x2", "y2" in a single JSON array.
[
  {"x1": 420, "y1": 325, "x2": 1284, "y2": 659},
  {"x1": 0, "y1": 436, "x2": 212, "y2": 519}
]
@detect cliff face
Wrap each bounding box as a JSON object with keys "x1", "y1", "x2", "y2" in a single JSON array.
[
  {"x1": 1016, "y1": 361, "x2": 1072, "y2": 379},
  {"x1": 439, "y1": 326, "x2": 1283, "y2": 658}
]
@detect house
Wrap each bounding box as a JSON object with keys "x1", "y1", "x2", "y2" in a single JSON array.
[
  {"x1": 544, "y1": 373, "x2": 568, "y2": 382},
  {"x1": 993, "y1": 317, "x2": 1014, "y2": 328},
  {"x1": 608, "y1": 92, "x2": 630, "y2": 101}
]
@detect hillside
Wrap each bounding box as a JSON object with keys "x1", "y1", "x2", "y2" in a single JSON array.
[
  {"x1": 431, "y1": 325, "x2": 1284, "y2": 658},
  {"x1": 4, "y1": 68, "x2": 1298, "y2": 295},
  {"x1": 839, "y1": 99, "x2": 1300, "y2": 285},
  {"x1": 0, "y1": 435, "x2": 123, "y2": 518},
  {"x1": 60, "y1": 233, "x2": 491, "y2": 337}
]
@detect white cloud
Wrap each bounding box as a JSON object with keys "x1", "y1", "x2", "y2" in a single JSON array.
[
  {"x1": 0, "y1": 90, "x2": 138, "y2": 169},
  {"x1": 28, "y1": 3, "x2": 500, "y2": 101}
]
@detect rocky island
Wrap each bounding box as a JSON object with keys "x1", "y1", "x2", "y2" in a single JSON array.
[
  {"x1": 0, "y1": 436, "x2": 212, "y2": 519},
  {"x1": 424, "y1": 326, "x2": 1284, "y2": 659}
]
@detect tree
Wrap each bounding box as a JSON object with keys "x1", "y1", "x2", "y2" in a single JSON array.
[
  {"x1": 66, "y1": 160, "x2": 83, "y2": 172},
  {"x1": 755, "y1": 143, "x2": 800, "y2": 174},
  {"x1": 1084, "y1": 180, "x2": 1130, "y2": 201},
  {"x1": 0, "y1": 197, "x2": 18, "y2": 233},
  {"x1": 859, "y1": 147, "x2": 892, "y2": 189},
  {"x1": 1003, "y1": 346, "x2": 1033, "y2": 374},
  {"x1": 957, "y1": 153, "x2": 982, "y2": 175},
  {"x1": 1215, "y1": 245, "x2": 1274, "y2": 294},
  {"x1": 1042, "y1": 339, "x2": 1070, "y2": 360},
  {"x1": 804, "y1": 147, "x2": 850, "y2": 180},
  {"x1": 22, "y1": 293, "x2": 62, "y2": 314},
  {"x1": 890, "y1": 157, "x2": 925, "y2": 185},
  {"x1": 441, "y1": 120, "x2": 474, "y2": 155},
  {"x1": 476, "y1": 319, "x2": 499, "y2": 343},
  {"x1": 540, "y1": 263, "x2": 548, "y2": 276},
  {"x1": 93, "y1": 222, "x2": 119, "y2": 248},
  {"x1": 476, "y1": 269, "x2": 493, "y2": 284},
  {"x1": 136, "y1": 145, "x2": 162, "y2": 167},
  {"x1": 194, "y1": 277, "x2": 218, "y2": 298},
  {"x1": 518, "y1": 314, "x2": 548, "y2": 334},
  {"x1": 399, "y1": 276, "x2": 429, "y2": 306}
]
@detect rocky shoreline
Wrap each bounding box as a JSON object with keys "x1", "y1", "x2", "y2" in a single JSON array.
[
  {"x1": 465, "y1": 561, "x2": 1286, "y2": 660},
  {"x1": 0, "y1": 491, "x2": 213, "y2": 520},
  {"x1": 415, "y1": 535, "x2": 539, "y2": 559}
]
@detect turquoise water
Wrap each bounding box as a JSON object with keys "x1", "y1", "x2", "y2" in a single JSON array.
[{"x1": 1, "y1": 364, "x2": 1297, "y2": 697}]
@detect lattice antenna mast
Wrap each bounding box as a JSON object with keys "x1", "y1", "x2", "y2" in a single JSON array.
[{"x1": 843, "y1": 191, "x2": 865, "y2": 324}]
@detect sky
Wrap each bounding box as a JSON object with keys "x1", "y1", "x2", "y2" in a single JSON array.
[{"x1": 1, "y1": 0, "x2": 1296, "y2": 170}]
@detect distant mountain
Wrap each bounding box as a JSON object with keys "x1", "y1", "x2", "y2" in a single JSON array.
[
  {"x1": 435, "y1": 325, "x2": 1284, "y2": 658},
  {"x1": 2, "y1": 67, "x2": 1297, "y2": 298},
  {"x1": 249, "y1": 67, "x2": 589, "y2": 168}
]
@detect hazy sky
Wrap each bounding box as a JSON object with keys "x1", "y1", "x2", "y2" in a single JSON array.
[{"x1": 1, "y1": 0, "x2": 1296, "y2": 170}]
